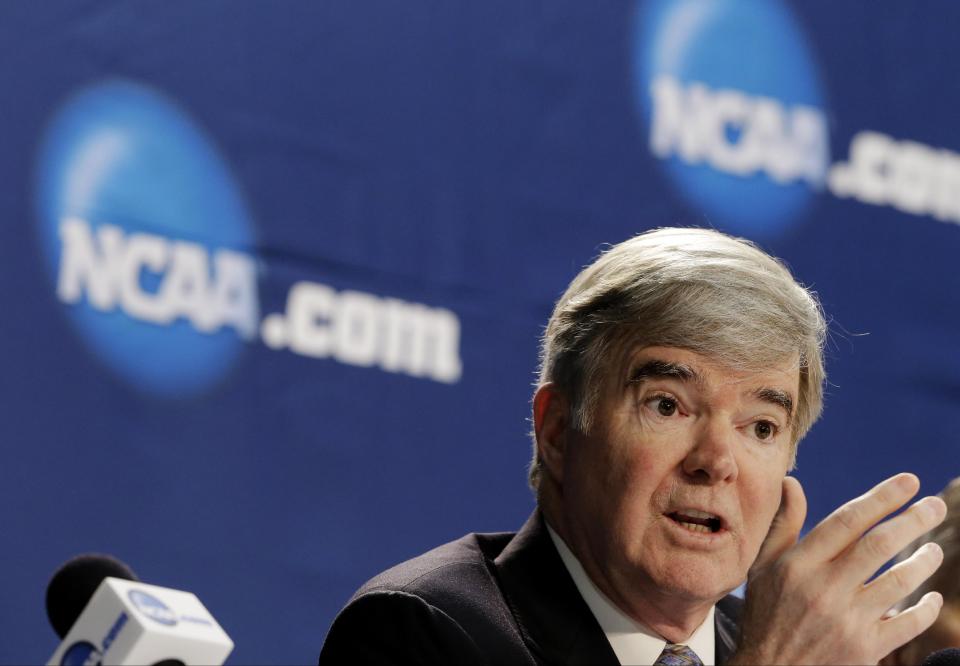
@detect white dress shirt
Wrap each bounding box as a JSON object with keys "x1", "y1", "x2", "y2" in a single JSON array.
[{"x1": 546, "y1": 524, "x2": 715, "y2": 666}]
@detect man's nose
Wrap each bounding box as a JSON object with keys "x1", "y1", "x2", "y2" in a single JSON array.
[{"x1": 681, "y1": 418, "x2": 739, "y2": 484}]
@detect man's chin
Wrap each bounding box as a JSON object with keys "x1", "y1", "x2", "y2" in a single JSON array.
[{"x1": 646, "y1": 560, "x2": 743, "y2": 605}]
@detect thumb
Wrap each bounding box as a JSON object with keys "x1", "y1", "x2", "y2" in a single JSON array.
[{"x1": 751, "y1": 476, "x2": 807, "y2": 573}]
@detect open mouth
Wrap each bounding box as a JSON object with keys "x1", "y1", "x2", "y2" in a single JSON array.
[{"x1": 667, "y1": 510, "x2": 722, "y2": 534}]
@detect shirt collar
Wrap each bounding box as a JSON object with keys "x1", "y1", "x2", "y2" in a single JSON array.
[{"x1": 546, "y1": 523, "x2": 716, "y2": 666}]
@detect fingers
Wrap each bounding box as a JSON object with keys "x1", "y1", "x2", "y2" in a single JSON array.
[
  {"x1": 796, "y1": 473, "x2": 920, "y2": 562},
  {"x1": 752, "y1": 476, "x2": 806, "y2": 573},
  {"x1": 877, "y1": 592, "x2": 944, "y2": 658},
  {"x1": 736, "y1": 472, "x2": 946, "y2": 665},
  {"x1": 861, "y1": 541, "x2": 944, "y2": 613},
  {"x1": 844, "y1": 495, "x2": 947, "y2": 588}
]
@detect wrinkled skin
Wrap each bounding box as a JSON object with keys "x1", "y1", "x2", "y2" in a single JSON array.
[{"x1": 535, "y1": 346, "x2": 947, "y2": 663}]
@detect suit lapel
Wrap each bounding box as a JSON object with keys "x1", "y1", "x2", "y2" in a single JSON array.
[
  {"x1": 493, "y1": 512, "x2": 620, "y2": 666},
  {"x1": 714, "y1": 594, "x2": 743, "y2": 664},
  {"x1": 493, "y1": 511, "x2": 744, "y2": 666}
]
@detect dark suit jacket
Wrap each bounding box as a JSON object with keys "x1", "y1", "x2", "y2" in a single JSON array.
[{"x1": 320, "y1": 512, "x2": 742, "y2": 665}]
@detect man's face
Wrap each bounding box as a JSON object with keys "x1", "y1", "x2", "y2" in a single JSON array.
[{"x1": 554, "y1": 346, "x2": 799, "y2": 611}]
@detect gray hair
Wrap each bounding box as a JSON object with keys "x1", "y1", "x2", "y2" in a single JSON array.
[{"x1": 530, "y1": 227, "x2": 827, "y2": 489}]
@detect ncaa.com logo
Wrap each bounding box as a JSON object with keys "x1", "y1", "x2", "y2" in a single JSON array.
[
  {"x1": 633, "y1": 0, "x2": 828, "y2": 240},
  {"x1": 36, "y1": 80, "x2": 462, "y2": 397}
]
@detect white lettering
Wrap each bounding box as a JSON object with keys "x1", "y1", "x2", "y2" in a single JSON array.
[
  {"x1": 211, "y1": 251, "x2": 258, "y2": 340},
  {"x1": 889, "y1": 141, "x2": 936, "y2": 215},
  {"x1": 706, "y1": 88, "x2": 752, "y2": 175},
  {"x1": 58, "y1": 217, "x2": 124, "y2": 310},
  {"x1": 159, "y1": 242, "x2": 214, "y2": 331},
  {"x1": 286, "y1": 282, "x2": 335, "y2": 358},
  {"x1": 57, "y1": 217, "x2": 259, "y2": 337},
  {"x1": 416, "y1": 307, "x2": 462, "y2": 383},
  {"x1": 380, "y1": 299, "x2": 429, "y2": 377},
  {"x1": 649, "y1": 75, "x2": 828, "y2": 186},
  {"x1": 848, "y1": 131, "x2": 892, "y2": 205},
  {"x1": 829, "y1": 131, "x2": 960, "y2": 225},
  {"x1": 284, "y1": 281, "x2": 462, "y2": 383},
  {"x1": 380, "y1": 299, "x2": 462, "y2": 382},
  {"x1": 56, "y1": 218, "x2": 462, "y2": 383},
  {"x1": 119, "y1": 233, "x2": 168, "y2": 323},
  {"x1": 931, "y1": 150, "x2": 960, "y2": 223},
  {"x1": 790, "y1": 107, "x2": 830, "y2": 186},
  {"x1": 333, "y1": 291, "x2": 380, "y2": 367}
]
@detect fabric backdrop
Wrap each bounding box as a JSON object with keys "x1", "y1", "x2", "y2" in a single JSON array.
[{"x1": 0, "y1": 1, "x2": 957, "y2": 662}]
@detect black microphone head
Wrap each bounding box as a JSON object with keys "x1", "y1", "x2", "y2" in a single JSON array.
[
  {"x1": 46, "y1": 553, "x2": 138, "y2": 639},
  {"x1": 922, "y1": 648, "x2": 960, "y2": 666}
]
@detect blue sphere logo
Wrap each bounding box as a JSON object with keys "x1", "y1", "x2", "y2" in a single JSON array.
[
  {"x1": 128, "y1": 589, "x2": 178, "y2": 626},
  {"x1": 36, "y1": 80, "x2": 257, "y2": 397},
  {"x1": 633, "y1": 0, "x2": 828, "y2": 240}
]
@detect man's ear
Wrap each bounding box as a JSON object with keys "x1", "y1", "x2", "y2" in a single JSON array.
[{"x1": 533, "y1": 383, "x2": 570, "y2": 486}]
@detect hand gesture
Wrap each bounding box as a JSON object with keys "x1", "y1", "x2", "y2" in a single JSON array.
[{"x1": 732, "y1": 474, "x2": 947, "y2": 665}]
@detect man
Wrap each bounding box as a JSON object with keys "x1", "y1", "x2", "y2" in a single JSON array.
[
  {"x1": 320, "y1": 228, "x2": 946, "y2": 665},
  {"x1": 882, "y1": 477, "x2": 960, "y2": 665}
]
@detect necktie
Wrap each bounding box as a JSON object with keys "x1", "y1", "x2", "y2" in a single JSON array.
[{"x1": 654, "y1": 643, "x2": 703, "y2": 666}]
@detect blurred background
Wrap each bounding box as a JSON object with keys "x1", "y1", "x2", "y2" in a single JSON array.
[{"x1": 1, "y1": 0, "x2": 958, "y2": 662}]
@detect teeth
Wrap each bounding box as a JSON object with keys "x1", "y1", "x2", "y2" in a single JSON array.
[
  {"x1": 678, "y1": 509, "x2": 717, "y2": 520},
  {"x1": 677, "y1": 521, "x2": 712, "y2": 533}
]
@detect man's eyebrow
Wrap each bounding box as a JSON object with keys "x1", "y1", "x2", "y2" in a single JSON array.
[
  {"x1": 627, "y1": 360, "x2": 700, "y2": 385},
  {"x1": 754, "y1": 387, "x2": 795, "y2": 424}
]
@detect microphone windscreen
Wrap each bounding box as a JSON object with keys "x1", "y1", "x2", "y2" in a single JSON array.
[
  {"x1": 922, "y1": 648, "x2": 960, "y2": 666},
  {"x1": 46, "y1": 553, "x2": 138, "y2": 638}
]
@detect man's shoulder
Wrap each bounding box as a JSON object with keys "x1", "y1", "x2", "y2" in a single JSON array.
[
  {"x1": 354, "y1": 529, "x2": 516, "y2": 602},
  {"x1": 320, "y1": 529, "x2": 535, "y2": 665}
]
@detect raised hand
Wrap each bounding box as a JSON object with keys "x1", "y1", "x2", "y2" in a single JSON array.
[{"x1": 732, "y1": 474, "x2": 947, "y2": 665}]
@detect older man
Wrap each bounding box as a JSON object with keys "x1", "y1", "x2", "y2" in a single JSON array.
[{"x1": 320, "y1": 228, "x2": 946, "y2": 665}]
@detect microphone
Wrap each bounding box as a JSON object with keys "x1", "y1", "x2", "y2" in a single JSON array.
[
  {"x1": 46, "y1": 554, "x2": 234, "y2": 666},
  {"x1": 922, "y1": 648, "x2": 960, "y2": 666},
  {"x1": 46, "y1": 554, "x2": 138, "y2": 640}
]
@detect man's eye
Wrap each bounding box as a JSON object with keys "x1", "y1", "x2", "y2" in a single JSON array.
[
  {"x1": 754, "y1": 421, "x2": 777, "y2": 440},
  {"x1": 655, "y1": 397, "x2": 677, "y2": 417}
]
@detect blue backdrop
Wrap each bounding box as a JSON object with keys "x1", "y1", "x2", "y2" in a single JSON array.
[{"x1": 1, "y1": 1, "x2": 958, "y2": 663}]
